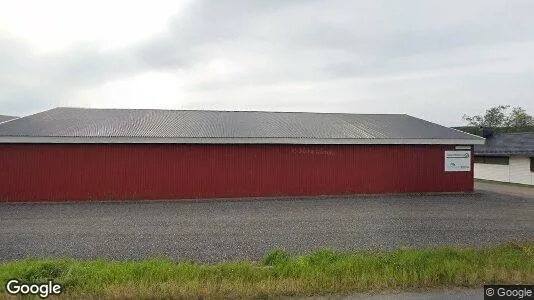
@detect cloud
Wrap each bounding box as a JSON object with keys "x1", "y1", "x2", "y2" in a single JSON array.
[
  {"x1": 0, "y1": 36, "x2": 144, "y2": 115},
  {"x1": 1, "y1": 0, "x2": 534, "y2": 125}
]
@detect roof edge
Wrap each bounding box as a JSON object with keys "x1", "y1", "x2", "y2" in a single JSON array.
[
  {"x1": 0, "y1": 136, "x2": 485, "y2": 145},
  {"x1": 0, "y1": 116, "x2": 20, "y2": 124},
  {"x1": 0, "y1": 107, "x2": 57, "y2": 125},
  {"x1": 448, "y1": 126, "x2": 486, "y2": 140},
  {"x1": 405, "y1": 115, "x2": 485, "y2": 141}
]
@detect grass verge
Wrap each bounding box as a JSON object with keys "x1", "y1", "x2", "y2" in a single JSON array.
[{"x1": 0, "y1": 243, "x2": 533, "y2": 299}]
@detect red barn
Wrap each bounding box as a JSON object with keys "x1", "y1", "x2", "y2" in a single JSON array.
[{"x1": 0, "y1": 108, "x2": 484, "y2": 202}]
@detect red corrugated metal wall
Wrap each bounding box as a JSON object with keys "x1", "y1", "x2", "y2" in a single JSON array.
[{"x1": 0, "y1": 144, "x2": 473, "y2": 202}]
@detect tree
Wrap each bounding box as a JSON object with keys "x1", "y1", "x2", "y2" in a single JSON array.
[
  {"x1": 504, "y1": 106, "x2": 534, "y2": 128},
  {"x1": 463, "y1": 105, "x2": 534, "y2": 129}
]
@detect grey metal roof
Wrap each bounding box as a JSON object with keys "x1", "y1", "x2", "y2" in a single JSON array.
[
  {"x1": 474, "y1": 132, "x2": 534, "y2": 156},
  {"x1": 0, "y1": 107, "x2": 484, "y2": 144},
  {"x1": 0, "y1": 115, "x2": 17, "y2": 123}
]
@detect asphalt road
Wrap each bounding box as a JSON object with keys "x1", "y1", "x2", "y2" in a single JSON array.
[{"x1": 1, "y1": 191, "x2": 533, "y2": 262}]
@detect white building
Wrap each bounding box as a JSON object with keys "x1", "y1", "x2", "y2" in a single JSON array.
[{"x1": 474, "y1": 132, "x2": 534, "y2": 185}]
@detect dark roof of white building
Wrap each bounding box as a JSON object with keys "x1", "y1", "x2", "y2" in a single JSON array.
[
  {"x1": 474, "y1": 132, "x2": 534, "y2": 156},
  {"x1": 0, "y1": 107, "x2": 484, "y2": 144}
]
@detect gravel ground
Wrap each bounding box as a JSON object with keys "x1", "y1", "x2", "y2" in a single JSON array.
[
  {"x1": 475, "y1": 180, "x2": 534, "y2": 198},
  {"x1": 0, "y1": 191, "x2": 533, "y2": 262},
  {"x1": 306, "y1": 288, "x2": 483, "y2": 300}
]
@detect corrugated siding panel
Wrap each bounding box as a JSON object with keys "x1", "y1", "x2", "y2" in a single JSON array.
[{"x1": 0, "y1": 144, "x2": 473, "y2": 202}]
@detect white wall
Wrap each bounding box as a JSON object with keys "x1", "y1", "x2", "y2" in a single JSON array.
[
  {"x1": 474, "y1": 161, "x2": 510, "y2": 182},
  {"x1": 474, "y1": 156, "x2": 533, "y2": 185},
  {"x1": 509, "y1": 156, "x2": 533, "y2": 185}
]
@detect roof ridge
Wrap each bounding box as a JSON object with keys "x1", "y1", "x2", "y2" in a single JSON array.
[{"x1": 53, "y1": 106, "x2": 406, "y2": 116}]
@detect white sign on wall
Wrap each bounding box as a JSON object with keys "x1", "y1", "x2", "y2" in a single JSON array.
[{"x1": 444, "y1": 151, "x2": 471, "y2": 172}]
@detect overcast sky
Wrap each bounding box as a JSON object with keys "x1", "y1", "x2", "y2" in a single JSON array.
[{"x1": 1, "y1": 0, "x2": 533, "y2": 126}]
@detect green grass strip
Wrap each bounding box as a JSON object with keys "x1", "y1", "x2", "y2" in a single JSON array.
[{"x1": 0, "y1": 242, "x2": 533, "y2": 298}]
